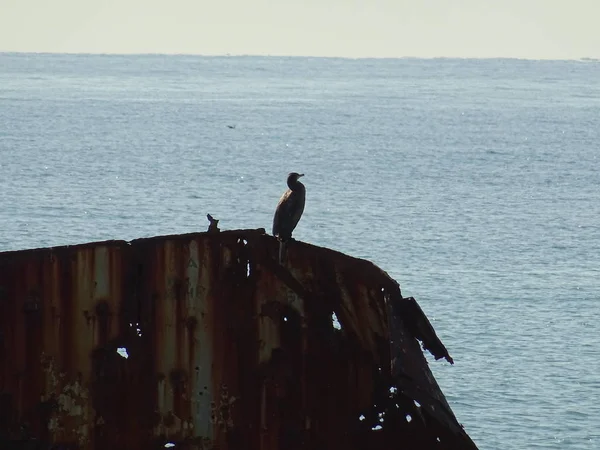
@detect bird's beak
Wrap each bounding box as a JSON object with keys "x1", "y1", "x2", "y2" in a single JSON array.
[{"x1": 298, "y1": 173, "x2": 304, "y2": 177}]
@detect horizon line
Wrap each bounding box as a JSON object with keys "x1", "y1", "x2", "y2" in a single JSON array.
[{"x1": 1, "y1": 50, "x2": 599, "y2": 63}]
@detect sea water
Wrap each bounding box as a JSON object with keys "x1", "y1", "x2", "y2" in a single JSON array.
[{"x1": 1, "y1": 53, "x2": 599, "y2": 449}]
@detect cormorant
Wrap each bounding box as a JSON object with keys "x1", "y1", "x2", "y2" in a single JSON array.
[{"x1": 272, "y1": 172, "x2": 305, "y2": 263}]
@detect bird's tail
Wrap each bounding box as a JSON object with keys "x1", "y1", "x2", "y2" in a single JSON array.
[{"x1": 278, "y1": 239, "x2": 287, "y2": 265}]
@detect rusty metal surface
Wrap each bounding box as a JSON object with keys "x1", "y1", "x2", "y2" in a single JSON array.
[{"x1": 0, "y1": 229, "x2": 478, "y2": 450}]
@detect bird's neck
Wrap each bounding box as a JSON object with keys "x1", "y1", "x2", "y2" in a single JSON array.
[{"x1": 287, "y1": 180, "x2": 304, "y2": 191}]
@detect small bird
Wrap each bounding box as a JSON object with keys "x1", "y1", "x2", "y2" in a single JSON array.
[
  {"x1": 206, "y1": 214, "x2": 220, "y2": 233},
  {"x1": 273, "y1": 172, "x2": 306, "y2": 264}
]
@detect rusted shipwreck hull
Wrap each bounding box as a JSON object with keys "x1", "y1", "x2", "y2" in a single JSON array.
[{"x1": 0, "y1": 229, "x2": 478, "y2": 449}]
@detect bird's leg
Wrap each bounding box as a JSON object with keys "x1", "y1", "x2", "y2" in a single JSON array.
[{"x1": 278, "y1": 239, "x2": 287, "y2": 265}]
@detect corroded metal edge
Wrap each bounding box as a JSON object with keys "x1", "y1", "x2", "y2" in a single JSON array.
[{"x1": 0, "y1": 229, "x2": 478, "y2": 450}]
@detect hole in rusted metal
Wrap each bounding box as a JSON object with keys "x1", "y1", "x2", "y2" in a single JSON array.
[
  {"x1": 331, "y1": 312, "x2": 342, "y2": 330},
  {"x1": 116, "y1": 347, "x2": 129, "y2": 359},
  {"x1": 414, "y1": 399, "x2": 421, "y2": 408},
  {"x1": 164, "y1": 443, "x2": 175, "y2": 448},
  {"x1": 405, "y1": 414, "x2": 412, "y2": 423},
  {"x1": 234, "y1": 237, "x2": 252, "y2": 280},
  {"x1": 372, "y1": 424, "x2": 383, "y2": 431},
  {"x1": 135, "y1": 322, "x2": 143, "y2": 336}
]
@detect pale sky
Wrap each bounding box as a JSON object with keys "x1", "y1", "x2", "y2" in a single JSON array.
[{"x1": 1, "y1": 0, "x2": 599, "y2": 59}]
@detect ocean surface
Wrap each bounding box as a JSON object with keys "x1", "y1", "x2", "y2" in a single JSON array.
[{"x1": 1, "y1": 53, "x2": 599, "y2": 449}]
